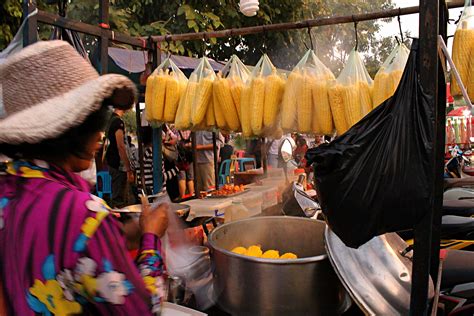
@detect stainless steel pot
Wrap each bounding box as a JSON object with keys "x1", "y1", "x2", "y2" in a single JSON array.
[{"x1": 208, "y1": 216, "x2": 350, "y2": 315}]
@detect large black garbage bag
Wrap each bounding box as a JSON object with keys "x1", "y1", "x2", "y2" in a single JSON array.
[{"x1": 306, "y1": 40, "x2": 434, "y2": 248}]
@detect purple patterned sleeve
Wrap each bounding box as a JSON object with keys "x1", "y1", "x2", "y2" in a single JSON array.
[{"x1": 76, "y1": 216, "x2": 165, "y2": 314}]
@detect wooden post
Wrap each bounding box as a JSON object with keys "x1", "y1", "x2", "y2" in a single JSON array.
[
  {"x1": 431, "y1": 0, "x2": 448, "y2": 282},
  {"x1": 410, "y1": 0, "x2": 440, "y2": 314},
  {"x1": 23, "y1": 0, "x2": 37, "y2": 47},
  {"x1": 98, "y1": 0, "x2": 109, "y2": 75}
]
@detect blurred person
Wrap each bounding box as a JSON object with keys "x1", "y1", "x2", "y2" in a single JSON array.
[
  {"x1": 176, "y1": 130, "x2": 194, "y2": 198},
  {"x1": 219, "y1": 134, "x2": 234, "y2": 164},
  {"x1": 137, "y1": 127, "x2": 180, "y2": 197},
  {"x1": 266, "y1": 137, "x2": 280, "y2": 169},
  {"x1": 293, "y1": 136, "x2": 309, "y2": 165},
  {"x1": 0, "y1": 41, "x2": 169, "y2": 315},
  {"x1": 104, "y1": 96, "x2": 134, "y2": 208},
  {"x1": 195, "y1": 131, "x2": 224, "y2": 191},
  {"x1": 245, "y1": 138, "x2": 262, "y2": 169}
]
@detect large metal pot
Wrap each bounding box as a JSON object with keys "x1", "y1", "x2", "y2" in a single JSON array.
[{"x1": 207, "y1": 216, "x2": 349, "y2": 315}]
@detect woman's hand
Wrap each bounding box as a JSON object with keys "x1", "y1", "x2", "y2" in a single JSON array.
[{"x1": 139, "y1": 196, "x2": 169, "y2": 237}]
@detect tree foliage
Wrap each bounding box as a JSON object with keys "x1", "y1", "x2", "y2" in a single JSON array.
[{"x1": 1, "y1": 0, "x2": 400, "y2": 75}]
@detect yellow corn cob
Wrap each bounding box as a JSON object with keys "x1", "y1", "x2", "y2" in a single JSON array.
[
  {"x1": 281, "y1": 71, "x2": 300, "y2": 130},
  {"x1": 212, "y1": 88, "x2": 227, "y2": 130},
  {"x1": 206, "y1": 97, "x2": 216, "y2": 127},
  {"x1": 191, "y1": 77, "x2": 213, "y2": 126},
  {"x1": 230, "y1": 78, "x2": 243, "y2": 119},
  {"x1": 250, "y1": 76, "x2": 265, "y2": 136},
  {"x1": 358, "y1": 81, "x2": 373, "y2": 117},
  {"x1": 175, "y1": 81, "x2": 197, "y2": 130},
  {"x1": 214, "y1": 76, "x2": 241, "y2": 131},
  {"x1": 240, "y1": 85, "x2": 253, "y2": 137},
  {"x1": 342, "y1": 84, "x2": 362, "y2": 128},
  {"x1": 152, "y1": 69, "x2": 168, "y2": 121},
  {"x1": 312, "y1": 79, "x2": 333, "y2": 135},
  {"x1": 145, "y1": 74, "x2": 156, "y2": 121},
  {"x1": 452, "y1": 27, "x2": 474, "y2": 99},
  {"x1": 328, "y1": 84, "x2": 348, "y2": 135},
  {"x1": 389, "y1": 69, "x2": 403, "y2": 96},
  {"x1": 163, "y1": 75, "x2": 180, "y2": 122},
  {"x1": 373, "y1": 72, "x2": 390, "y2": 108},
  {"x1": 296, "y1": 71, "x2": 313, "y2": 133},
  {"x1": 263, "y1": 70, "x2": 285, "y2": 128}
]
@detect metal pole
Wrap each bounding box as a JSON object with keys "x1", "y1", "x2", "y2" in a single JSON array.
[
  {"x1": 23, "y1": 0, "x2": 37, "y2": 47},
  {"x1": 410, "y1": 0, "x2": 440, "y2": 314},
  {"x1": 213, "y1": 132, "x2": 219, "y2": 189},
  {"x1": 192, "y1": 132, "x2": 199, "y2": 197},
  {"x1": 151, "y1": 43, "x2": 163, "y2": 195},
  {"x1": 152, "y1": 126, "x2": 163, "y2": 194},
  {"x1": 261, "y1": 137, "x2": 268, "y2": 176},
  {"x1": 98, "y1": 0, "x2": 109, "y2": 75}
]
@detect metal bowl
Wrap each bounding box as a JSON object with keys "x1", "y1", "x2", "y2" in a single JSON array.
[{"x1": 116, "y1": 203, "x2": 191, "y2": 220}]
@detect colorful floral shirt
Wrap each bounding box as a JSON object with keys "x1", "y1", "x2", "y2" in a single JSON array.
[{"x1": 0, "y1": 160, "x2": 165, "y2": 315}]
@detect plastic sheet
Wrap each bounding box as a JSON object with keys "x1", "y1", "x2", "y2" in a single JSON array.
[
  {"x1": 328, "y1": 49, "x2": 373, "y2": 135},
  {"x1": 452, "y1": 0, "x2": 474, "y2": 100},
  {"x1": 281, "y1": 50, "x2": 335, "y2": 135},
  {"x1": 372, "y1": 43, "x2": 410, "y2": 108},
  {"x1": 306, "y1": 40, "x2": 434, "y2": 248},
  {"x1": 145, "y1": 57, "x2": 188, "y2": 124}
]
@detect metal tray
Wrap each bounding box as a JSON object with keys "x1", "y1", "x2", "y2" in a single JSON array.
[
  {"x1": 324, "y1": 227, "x2": 434, "y2": 315},
  {"x1": 207, "y1": 188, "x2": 249, "y2": 199}
]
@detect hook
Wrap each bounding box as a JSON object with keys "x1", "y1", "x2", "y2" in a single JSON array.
[
  {"x1": 306, "y1": 23, "x2": 314, "y2": 51},
  {"x1": 202, "y1": 33, "x2": 208, "y2": 57},
  {"x1": 397, "y1": 8, "x2": 404, "y2": 43},
  {"x1": 261, "y1": 25, "x2": 268, "y2": 54},
  {"x1": 352, "y1": 15, "x2": 359, "y2": 51},
  {"x1": 165, "y1": 35, "x2": 172, "y2": 58}
]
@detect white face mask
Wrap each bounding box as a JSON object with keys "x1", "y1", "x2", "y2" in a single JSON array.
[{"x1": 78, "y1": 159, "x2": 97, "y2": 186}]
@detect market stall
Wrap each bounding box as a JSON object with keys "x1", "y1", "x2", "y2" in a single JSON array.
[{"x1": 20, "y1": 0, "x2": 462, "y2": 313}]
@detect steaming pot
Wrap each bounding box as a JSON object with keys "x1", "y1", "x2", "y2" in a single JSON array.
[{"x1": 207, "y1": 216, "x2": 349, "y2": 315}]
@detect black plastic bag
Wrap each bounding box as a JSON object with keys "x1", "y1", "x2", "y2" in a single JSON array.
[{"x1": 306, "y1": 40, "x2": 434, "y2": 248}]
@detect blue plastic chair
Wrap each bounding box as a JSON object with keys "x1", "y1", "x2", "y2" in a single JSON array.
[
  {"x1": 96, "y1": 171, "x2": 112, "y2": 198},
  {"x1": 218, "y1": 159, "x2": 232, "y2": 186},
  {"x1": 237, "y1": 158, "x2": 256, "y2": 171}
]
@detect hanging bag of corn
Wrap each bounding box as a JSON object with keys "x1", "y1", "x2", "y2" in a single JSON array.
[
  {"x1": 213, "y1": 55, "x2": 250, "y2": 131},
  {"x1": 452, "y1": 0, "x2": 474, "y2": 100},
  {"x1": 175, "y1": 57, "x2": 215, "y2": 130},
  {"x1": 281, "y1": 49, "x2": 335, "y2": 135},
  {"x1": 242, "y1": 54, "x2": 285, "y2": 138},
  {"x1": 373, "y1": 43, "x2": 410, "y2": 108},
  {"x1": 328, "y1": 49, "x2": 373, "y2": 135},
  {"x1": 144, "y1": 57, "x2": 188, "y2": 123}
]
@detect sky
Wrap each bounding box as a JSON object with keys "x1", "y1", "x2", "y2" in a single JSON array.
[{"x1": 379, "y1": 0, "x2": 463, "y2": 52}]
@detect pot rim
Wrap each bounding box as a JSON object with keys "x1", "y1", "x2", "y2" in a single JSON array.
[{"x1": 208, "y1": 216, "x2": 329, "y2": 264}]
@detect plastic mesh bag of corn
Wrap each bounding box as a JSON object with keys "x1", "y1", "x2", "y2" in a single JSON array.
[
  {"x1": 175, "y1": 57, "x2": 216, "y2": 130},
  {"x1": 328, "y1": 49, "x2": 373, "y2": 135},
  {"x1": 213, "y1": 55, "x2": 250, "y2": 131},
  {"x1": 281, "y1": 49, "x2": 335, "y2": 135},
  {"x1": 373, "y1": 43, "x2": 410, "y2": 108},
  {"x1": 452, "y1": 0, "x2": 474, "y2": 100},
  {"x1": 145, "y1": 56, "x2": 188, "y2": 124},
  {"x1": 241, "y1": 54, "x2": 286, "y2": 138}
]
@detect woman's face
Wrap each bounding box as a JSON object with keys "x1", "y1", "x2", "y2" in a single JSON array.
[{"x1": 68, "y1": 131, "x2": 102, "y2": 172}]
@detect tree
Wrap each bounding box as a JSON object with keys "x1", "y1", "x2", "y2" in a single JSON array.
[{"x1": 2, "y1": 0, "x2": 396, "y2": 74}]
